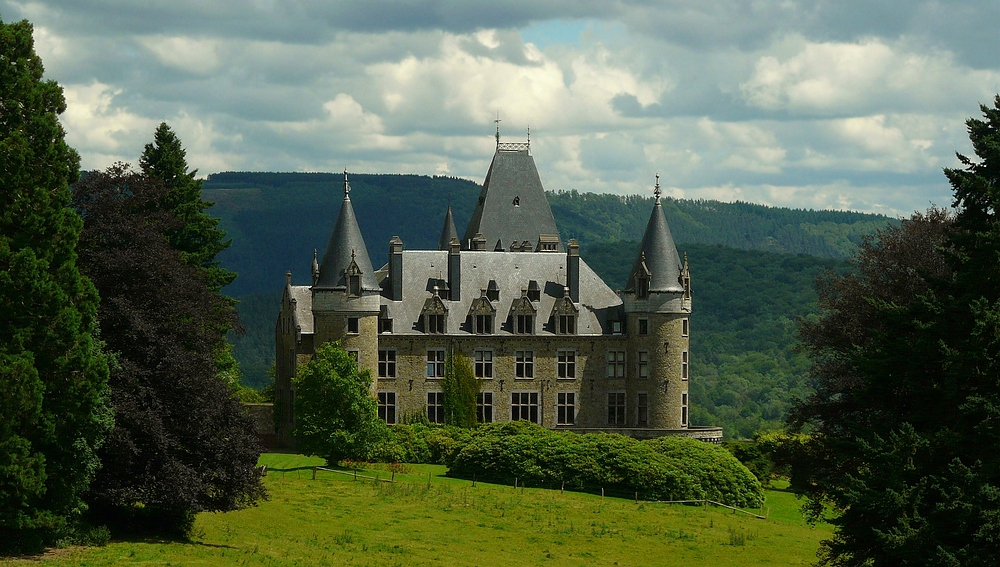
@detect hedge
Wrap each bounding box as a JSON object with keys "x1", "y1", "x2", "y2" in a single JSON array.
[{"x1": 447, "y1": 422, "x2": 763, "y2": 507}]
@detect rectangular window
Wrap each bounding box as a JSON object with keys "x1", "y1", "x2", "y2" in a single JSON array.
[
  {"x1": 606, "y1": 350, "x2": 626, "y2": 379},
  {"x1": 379, "y1": 318, "x2": 393, "y2": 333},
  {"x1": 638, "y1": 351, "x2": 649, "y2": 379},
  {"x1": 425, "y1": 314, "x2": 445, "y2": 334},
  {"x1": 515, "y1": 350, "x2": 534, "y2": 379},
  {"x1": 557, "y1": 350, "x2": 576, "y2": 379},
  {"x1": 557, "y1": 392, "x2": 575, "y2": 425},
  {"x1": 378, "y1": 391, "x2": 396, "y2": 424},
  {"x1": 475, "y1": 314, "x2": 493, "y2": 334},
  {"x1": 637, "y1": 393, "x2": 648, "y2": 426},
  {"x1": 558, "y1": 314, "x2": 576, "y2": 334},
  {"x1": 515, "y1": 314, "x2": 533, "y2": 334},
  {"x1": 347, "y1": 317, "x2": 359, "y2": 334},
  {"x1": 426, "y1": 349, "x2": 446, "y2": 378},
  {"x1": 681, "y1": 317, "x2": 689, "y2": 337},
  {"x1": 607, "y1": 392, "x2": 626, "y2": 425},
  {"x1": 611, "y1": 320, "x2": 622, "y2": 335},
  {"x1": 347, "y1": 349, "x2": 359, "y2": 363},
  {"x1": 638, "y1": 319, "x2": 649, "y2": 335},
  {"x1": 477, "y1": 392, "x2": 494, "y2": 423},
  {"x1": 378, "y1": 349, "x2": 396, "y2": 378},
  {"x1": 511, "y1": 392, "x2": 539, "y2": 423},
  {"x1": 474, "y1": 350, "x2": 493, "y2": 379},
  {"x1": 682, "y1": 350, "x2": 689, "y2": 380},
  {"x1": 682, "y1": 392, "x2": 689, "y2": 426},
  {"x1": 427, "y1": 392, "x2": 444, "y2": 424}
]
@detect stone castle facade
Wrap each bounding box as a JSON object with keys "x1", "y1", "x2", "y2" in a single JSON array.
[{"x1": 274, "y1": 141, "x2": 722, "y2": 442}]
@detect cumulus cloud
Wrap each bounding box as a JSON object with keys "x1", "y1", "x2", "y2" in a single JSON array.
[{"x1": 4, "y1": 0, "x2": 997, "y2": 215}]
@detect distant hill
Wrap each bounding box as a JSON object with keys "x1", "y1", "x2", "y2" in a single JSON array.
[{"x1": 204, "y1": 171, "x2": 892, "y2": 296}]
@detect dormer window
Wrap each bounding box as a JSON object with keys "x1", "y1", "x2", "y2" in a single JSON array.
[
  {"x1": 550, "y1": 289, "x2": 579, "y2": 335},
  {"x1": 421, "y1": 293, "x2": 448, "y2": 334},
  {"x1": 516, "y1": 314, "x2": 533, "y2": 334},
  {"x1": 631, "y1": 252, "x2": 651, "y2": 299},
  {"x1": 346, "y1": 251, "x2": 363, "y2": 297},
  {"x1": 469, "y1": 290, "x2": 496, "y2": 335},
  {"x1": 510, "y1": 289, "x2": 536, "y2": 335}
]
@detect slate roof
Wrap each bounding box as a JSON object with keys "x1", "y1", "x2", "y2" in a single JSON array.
[
  {"x1": 462, "y1": 147, "x2": 562, "y2": 251},
  {"x1": 626, "y1": 198, "x2": 684, "y2": 293},
  {"x1": 377, "y1": 250, "x2": 622, "y2": 335},
  {"x1": 438, "y1": 206, "x2": 458, "y2": 250},
  {"x1": 288, "y1": 285, "x2": 314, "y2": 334},
  {"x1": 315, "y1": 177, "x2": 380, "y2": 290}
]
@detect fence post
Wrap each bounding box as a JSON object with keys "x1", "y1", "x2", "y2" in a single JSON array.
[
  {"x1": 391, "y1": 470, "x2": 395, "y2": 482},
  {"x1": 515, "y1": 477, "x2": 518, "y2": 489},
  {"x1": 354, "y1": 468, "x2": 357, "y2": 481},
  {"x1": 601, "y1": 487, "x2": 605, "y2": 499},
  {"x1": 635, "y1": 492, "x2": 638, "y2": 504},
  {"x1": 312, "y1": 467, "x2": 317, "y2": 480}
]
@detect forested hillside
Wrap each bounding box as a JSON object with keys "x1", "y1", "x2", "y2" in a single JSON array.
[
  {"x1": 210, "y1": 171, "x2": 877, "y2": 438},
  {"x1": 204, "y1": 172, "x2": 890, "y2": 296}
]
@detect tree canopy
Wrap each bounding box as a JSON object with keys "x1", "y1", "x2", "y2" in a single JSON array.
[
  {"x1": 294, "y1": 342, "x2": 386, "y2": 463},
  {"x1": 443, "y1": 353, "x2": 478, "y2": 427},
  {"x1": 0, "y1": 18, "x2": 112, "y2": 552},
  {"x1": 788, "y1": 97, "x2": 1000, "y2": 566},
  {"x1": 72, "y1": 163, "x2": 264, "y2": 535}
]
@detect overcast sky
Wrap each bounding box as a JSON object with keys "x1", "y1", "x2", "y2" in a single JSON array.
[{"x1": 5, "y1": 1, "x2": 1000, "y2": 215}]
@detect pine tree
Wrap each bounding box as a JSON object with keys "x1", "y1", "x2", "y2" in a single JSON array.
[
  {"x1": 0, "y1": 18, "x2": 112, "y2": 552},
  {"x1": 139, "y1": 122, "x2": 235, "y2": 291}
]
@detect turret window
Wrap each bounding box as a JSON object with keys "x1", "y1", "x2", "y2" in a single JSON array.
[
  {"x1": 638, "y1": 351, "x2": 650, "y2": 379},
  {"x1": 682, "y1": 350, "x2": 689, "y2": 380},
  {"x1": 638, "y1": 319, "x2": 649, "y2": 335},
  {"x1": 682, "y1": 318, "x2": 689, "y2": 337},
  {"x1": 349, "y1": 274, "x2": 361, "y2": 297},
  {"x1": 347, "y1": 317, "x2": 359, "y2": 334},
  {"x1": 637, "y1": 393, "x2": 649, "y2": 426},
  {"x1": 682, "y1": 392, "x2": 689, "y2": 426}
]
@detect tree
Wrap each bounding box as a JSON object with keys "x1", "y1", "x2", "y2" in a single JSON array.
[
  {"x1": 72, "y1": 164, "x2": 264, "y2": 535},
  {"x1": 788, "y1": 97, "x2": 1000, "y2": 567},
  {"x1": 139, "y1": 123, "x2": 235, "y2": 291},
  {"x1": 0, "y1": 19, "x2": 112, "y2": 552},
  {"x1": 443, "y1": 352, "x2": 478, "y2": 427},
  {"x1": 294, "y1": 342, "x2": 386, "y2": 463}
]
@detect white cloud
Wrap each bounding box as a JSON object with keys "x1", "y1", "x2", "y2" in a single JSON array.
[
  {"x1": 139, "y1": 35, "x2": 224, "y2": 75},
  {"x1": 61, "y1": 82, "x2": 157, "y2": 167}
]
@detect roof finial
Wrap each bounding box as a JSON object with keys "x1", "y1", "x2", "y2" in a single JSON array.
[
  {"x1": 343, "y1": 169, "x2": 351, "y2": 196},
  {"x1": 494, "y1": 111, "x2": 501, "y2": 148},
  {"x1": 654, "y1": 173, "x2": 661, "y2": 204}
]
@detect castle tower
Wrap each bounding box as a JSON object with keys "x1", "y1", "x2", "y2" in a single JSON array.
[
  {"x1": 462, "y1": 140, "x2": 562, "y2": 251},
  {"x1": 623, "y1": 176, "x2": 692, "y2": 430},
  {"x1": 438, "y1": 206, "x2": 459, "y2": 251},
  {"x1": 312, "y1": 171, "x2": 381, "y2": 383}
]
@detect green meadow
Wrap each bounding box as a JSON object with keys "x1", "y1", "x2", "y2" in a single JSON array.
[{"x1": 5, "y1": 454, "x2": 830, "y2": 566}]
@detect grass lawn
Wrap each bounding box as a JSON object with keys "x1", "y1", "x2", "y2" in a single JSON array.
[{"x1": 3, "y1": 454, "x2": 830, "y2": 566}]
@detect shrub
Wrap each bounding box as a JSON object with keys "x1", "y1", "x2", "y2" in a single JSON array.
[
  {"x1": 379, "y1": 424, "x2": 471, "y2": 465},
  {"x1": 448, "y1": 422, "x2": 763, "y2": 507}
]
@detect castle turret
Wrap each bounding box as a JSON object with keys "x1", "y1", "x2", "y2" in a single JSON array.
[
  {"x1": 438, "y1": 206, "x2": 459, "y2": 251},
  {"x1": 312, "y1": 171, "x2": 380, "y2": 381},
  {"x1": 624, "y1": 176, "x2": 691, "y2": 430}
]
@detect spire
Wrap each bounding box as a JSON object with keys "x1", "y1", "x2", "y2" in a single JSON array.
[
  {"x1": 494, "y1": 112, "x2": 501, "y2": 149},
  {"x1": 438, "y1": 206, "x2": 459, "y2": 250},
  {"x1": 626, "y1": 175, "x2": 684, "y2": 293},
  {"x1": 463, "y1": 135, "x2": 561, "y2": 251},
  {"x1": 315, "y1": 171, "x2": 378, "y2": 290}
]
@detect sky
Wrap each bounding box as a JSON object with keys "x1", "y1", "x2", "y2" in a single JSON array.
[{"x1": 4, "y1": 1, "x2": 1000, "y2": 216}]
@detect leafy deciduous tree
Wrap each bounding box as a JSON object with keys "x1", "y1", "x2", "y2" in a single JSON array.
[
  {"x1": 72, "y1": 164, "x2": 264, "y2": 535},
  {"x1": 789, "y1": 96, "x2": 1000, "y2": 567},
  {"x1": 443, "y1": 352, "x2": 478, "y2": 427},
  {"x1": 0, "y1": 18, "x2": 112, "y2": 553},
  {"x1": 294, "y1": 342, "x2": 386, "y2": 463}
]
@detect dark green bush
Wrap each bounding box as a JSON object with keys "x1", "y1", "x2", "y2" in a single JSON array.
[
  {"x1": 379, "y1": 424, "x2": 471, "y2": 465},
  {"x1": 448, "y1": 422, "x2": 764, "y2": 507}
]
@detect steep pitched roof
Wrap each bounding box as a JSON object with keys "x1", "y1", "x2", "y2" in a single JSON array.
[
  {"x1": 438, "y1": 206, "x2": 459, "y2": 250},
  {"x1": 626, "y1": 193, "x2": 684, "y2": 293},
  {"x1": 462, "y1": 146, "x2": 561, "y2": 251},
  {"x1": 315, "y1": 173, "x2": 379, "y2": 290}
]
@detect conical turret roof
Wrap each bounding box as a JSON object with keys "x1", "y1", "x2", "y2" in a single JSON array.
[
  {"x1": 438, "y1": 206, "x2": 459, "y2": 250},
  {"x1": 626, "y1": 181, "x2": 684, "y2": 293},
  {"x1": 315, "y1": 172, "x2": 379, "y2": 290},
  {"x1": 462, "y1": 144, "x2": 561, "y2": 251}
]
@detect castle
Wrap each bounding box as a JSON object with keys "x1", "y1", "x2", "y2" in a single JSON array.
[{"x1": 274, "y1": 138, "x2": 722, "y2": 442}]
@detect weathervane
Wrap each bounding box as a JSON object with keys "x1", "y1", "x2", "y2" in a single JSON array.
[
  {"x1": 494, "y1": 111, "x2": 501, "y2": 148},
  {"x1": 527, "y1": 124, "x2": 530, "y2": 149},
  {"x1": 654, "y1": 173, "x2": 661, "y2": 203},
  {"x1": 343, "y1": 169, "x2": 351, "y2": 195}
]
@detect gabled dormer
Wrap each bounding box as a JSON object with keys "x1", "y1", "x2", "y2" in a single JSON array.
[
  {"x1": 550, "y1": 287, "x2": 579, "y2": 335},
  {"x1": 421, "y1": 290, "x2": 448, "y2": 334},
  {"x1": 468, "y1": 289, "x2": 496, "y2": 334},
  {"x1": 509, "y1": 289, "x2": 536, "y2": 334}
]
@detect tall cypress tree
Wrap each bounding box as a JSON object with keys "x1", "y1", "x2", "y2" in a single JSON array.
[{"x1": 0, "y1": 19, "x2": 112, "y2": 552}]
